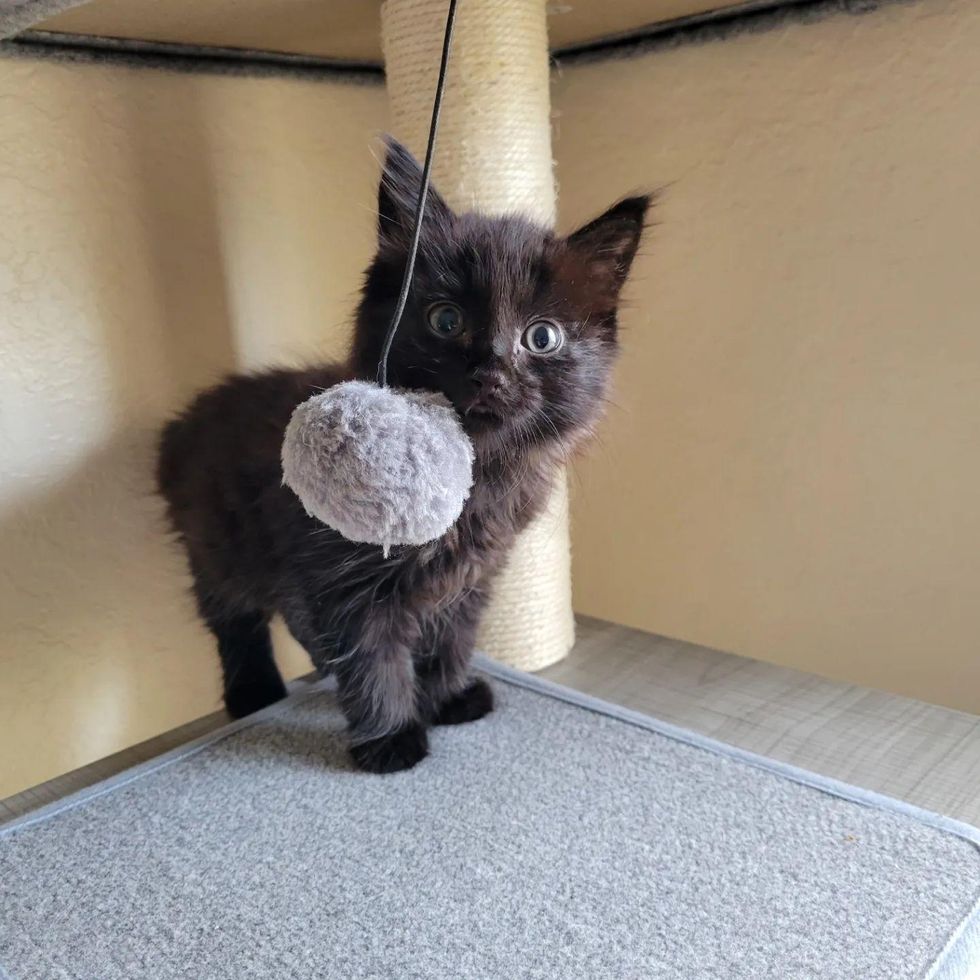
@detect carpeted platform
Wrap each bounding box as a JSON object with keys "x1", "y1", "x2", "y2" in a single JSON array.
[{"x1": 1, "y1": 658, "x2": 978, "y2": 979}]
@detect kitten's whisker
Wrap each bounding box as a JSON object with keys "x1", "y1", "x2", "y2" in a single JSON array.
[{"x1": 531, "y1": 410, "x2": 572, "y2": 466}]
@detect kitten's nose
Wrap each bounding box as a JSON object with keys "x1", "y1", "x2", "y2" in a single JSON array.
[{"x1": 470, "y1": 368, "x2": 504, "y2": 395}]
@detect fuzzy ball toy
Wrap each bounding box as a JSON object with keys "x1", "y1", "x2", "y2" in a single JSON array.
[
  {"x1": 281, "y1": 380, "x2": 474, "y2": 552},
  {"x1": 281, "y1": 2, "x2": 471, "y2": 553}
]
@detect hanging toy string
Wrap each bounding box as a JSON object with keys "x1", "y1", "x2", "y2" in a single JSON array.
[{"x1": 377, "y1": 0, "x2": 459, "y2": 388}]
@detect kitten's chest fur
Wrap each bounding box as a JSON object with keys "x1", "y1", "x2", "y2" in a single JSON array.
[{"x1": 416, "y1": 453, "x2": 555, "y2": 592}]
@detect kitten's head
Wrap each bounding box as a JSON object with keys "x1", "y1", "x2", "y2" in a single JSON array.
[{"x1": 352, "y1": 138, "x2": 649, "y2": 461}]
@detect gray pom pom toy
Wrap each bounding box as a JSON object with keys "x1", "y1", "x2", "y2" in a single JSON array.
[
  {"x1": 281, "y1": 381, "x2": 473, "y2": 553},
  {"x1": 281, "y1": 1, "x2": 473, "y2": 553}
]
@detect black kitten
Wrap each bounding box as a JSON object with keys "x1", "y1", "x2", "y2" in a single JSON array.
[{"x1": 157, "y1": 138, "x2": 648, "y2": 773}]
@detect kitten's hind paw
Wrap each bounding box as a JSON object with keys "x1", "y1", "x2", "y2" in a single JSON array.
[
  {"x1": 434, "y1": 678, "x2": 494, "y2": 726},
  {"x1": 350, "y1": 725, "x2": 429, "y2": 774},
  {"x1": 224, "y1": 674, "x2": 287, "y2": 719}
]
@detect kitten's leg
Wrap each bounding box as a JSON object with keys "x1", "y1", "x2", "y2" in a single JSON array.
[
  {"x1": 209, "y1": 611, "x2": 287, "y2": 719},
  {"x1": 418, "y1": 593, "x2": 495, "y2": 727},
  {"x1": 333, "y1": 637, "x2": 428, "y2": 773},
  {"x1": 289, "y1": 603, "x2": 428, "y2": 774},
  {"x1": 186, "y1": 551, "x2": 286, "y2": 718}
]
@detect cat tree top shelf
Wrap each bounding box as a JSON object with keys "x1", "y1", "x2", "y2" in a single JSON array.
[{"x1": 30, "y1": 0, "x2": 746, "y2": 64}]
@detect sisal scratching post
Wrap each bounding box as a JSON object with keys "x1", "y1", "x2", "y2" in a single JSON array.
[{"x1": 381, "y1": 0, "x2": 574, "y2": 671}]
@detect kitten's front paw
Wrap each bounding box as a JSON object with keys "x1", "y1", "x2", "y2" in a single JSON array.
[
  {"x1": 434, "y1": 679, "x2": 494, "y2": 726},
  {"x1": 350, "y1": 725, "x2": 429, "y2": 774},
  {"x1": 224, "y1": 675, "x2": 287, "y2": 719}
]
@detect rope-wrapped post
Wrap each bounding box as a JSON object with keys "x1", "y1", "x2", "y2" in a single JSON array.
[{"x1": 381, "y1": 0, "x2": 574, "y2": 671}]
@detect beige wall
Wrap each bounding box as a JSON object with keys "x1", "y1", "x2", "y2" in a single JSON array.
[
  {"x1": 556, "y1": 0, "x2": 980, "y2": 712},
  {"x1": 0, "y1": 56, "x2": 386, "y2": 796}
]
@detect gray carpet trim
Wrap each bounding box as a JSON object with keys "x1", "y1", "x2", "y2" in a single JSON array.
[
  {"x1": 2, "y1": 655, "x2": 978, "y2": 978},
  {"x1": 550, "y1": 0, "x2": 903, "y2": 65},
  {"x1": 2, "y1": 0, "x2": 909, "y2": 78},
  {"x1": 1, "y1": 30, "x2": 384, "y2": 82}
]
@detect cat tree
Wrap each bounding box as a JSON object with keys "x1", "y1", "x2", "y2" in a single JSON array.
[{"x1": 0, "y1": 0, "x2": 575, "y2": 672}]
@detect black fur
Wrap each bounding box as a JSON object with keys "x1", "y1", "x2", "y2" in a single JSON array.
[{"x1": 157, "y1": 137, "x2": 649, "y2": 773}]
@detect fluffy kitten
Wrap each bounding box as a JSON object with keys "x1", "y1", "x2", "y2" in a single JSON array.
[{"x1": 157, "y1": 138, "x2": 648, "y2": 773}]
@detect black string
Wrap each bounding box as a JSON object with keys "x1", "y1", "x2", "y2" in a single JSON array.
[{"x1": 377, "y1": 0, "x2": 459, "y2": 388}]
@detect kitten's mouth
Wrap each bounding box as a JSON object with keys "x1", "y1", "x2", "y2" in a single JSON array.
[
  {"x1": 465, "y1": 403, "x2": 502, "y2": 419},
  {"x1": 459, "y1": 400, "x2": 510, "y2": 434},
  {"x1": 463, "y1": 404, "x2": 503, "y2": 424}
]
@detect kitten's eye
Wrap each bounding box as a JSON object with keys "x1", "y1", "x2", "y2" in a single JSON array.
[
  {"x1": 427, "y1": 303, "x2": 464, "y2": 339},
  {"x1": 522, "y1": 320, "x2": 563, "y2": 355}
]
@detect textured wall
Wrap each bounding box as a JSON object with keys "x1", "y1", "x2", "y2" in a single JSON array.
[
  {"x1": 556, "y1": 0, "x2": 980, "y2": 712},
  {"x1": 0, "y1": 55, "x2": 386, "y2": 795}
]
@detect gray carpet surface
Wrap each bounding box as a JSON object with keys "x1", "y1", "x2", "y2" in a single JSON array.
[{"x1": 1, "y1": 659, "x2": 978, "y2": 980}]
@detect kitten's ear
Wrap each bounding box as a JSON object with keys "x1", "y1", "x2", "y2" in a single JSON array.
[
  {"x1": 377, "y1": 136, "x2": 452, "y2": 249},
  {"x1": 565, "y1": 195, "x2": 651, "y2": 304}
]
